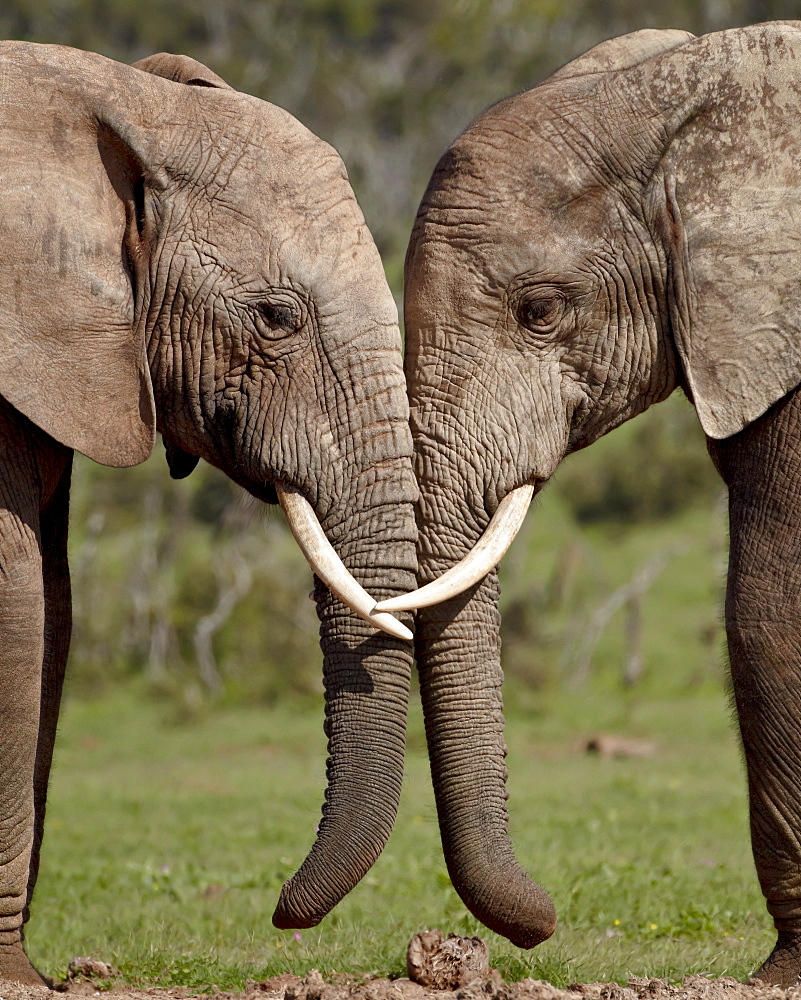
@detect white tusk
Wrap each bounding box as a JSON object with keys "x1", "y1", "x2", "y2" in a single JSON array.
[
  {"x1": 374, "y1": 484, "x2": 535, "y2": 613},
  {"x1": 277, "y1": 483, "x2": 413, "y2": 641}
]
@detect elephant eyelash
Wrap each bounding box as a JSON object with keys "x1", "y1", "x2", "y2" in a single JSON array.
[
  {"x1": 515, "y1": 292, "x2": 566, "y2": 335},
  {"x1": 133, "y1": 177, "x2": 147, "y2": 238},
  {"x1": 255, "y1": 300, "x2": 302, "y2": 333}
]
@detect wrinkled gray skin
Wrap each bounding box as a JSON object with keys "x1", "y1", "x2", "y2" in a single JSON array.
[
  {"x1": 0, "y1": 42, "x2": 416, "y2": 986},
  {"x1": 406, "y1": 23, "x2": 801, "y2": 986}
]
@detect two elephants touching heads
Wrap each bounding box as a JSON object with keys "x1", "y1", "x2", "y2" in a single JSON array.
[{"x1": 3, "y1": 22, "x2": 801, "y2": 989}]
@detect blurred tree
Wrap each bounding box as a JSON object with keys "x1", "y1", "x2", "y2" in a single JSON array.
[
  {"x1": 69, "y1": 454, "x2": 324, "y2": 709},
  {"x1": 554, "y1": 394, "x2": 721, "y2": 525}
]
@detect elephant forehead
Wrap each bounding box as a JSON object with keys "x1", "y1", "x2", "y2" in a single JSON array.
[
  {"x1": 423, "y1": 90, "x2": 602, "y2": 212},
  {"x1": 405, "y1": 237, "x2": 507, "y2": 319},
  {"x1": 213, "y1": 127, "x2": 352, "y2": 219},
  {"x1": 412, "y1": 135, "x2": 614, "y2": 287},
  {"x1": 189, "y1": 127, "x2": 385, "y2": 292},
  {"x1": 179, "y1": 93, "x2": 356, "y2": 228},
  {"x1": 205, "y1": 198, "x2": 390, "y2": 313},
  {"x1": 407, "y1": 199, "x2": 604, "y2": 312}
]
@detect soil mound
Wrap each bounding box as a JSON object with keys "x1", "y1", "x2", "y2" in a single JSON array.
[{"x1": 3, "y1": 971, "x2": 801, "y2": 1000}]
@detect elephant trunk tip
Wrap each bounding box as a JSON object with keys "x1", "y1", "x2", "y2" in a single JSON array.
[
  {"x1": 453, "y1": 866, "x2": 557, "y2": 950},
  {"x1": 271, "y1": 878, "x2": 327, "y2": 930},
  {"x1": 490, "y1": 891, "x2": 557, "y2": 950},
  {"x1": 507, "y1": 908, "x2": 558, "y2": 949}
]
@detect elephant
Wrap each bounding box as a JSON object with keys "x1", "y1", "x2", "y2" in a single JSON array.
[
  {"x1": 0, "y1": 42, "x2": 417, "y2": 987},
  {"x1": 376, "y1": 22, "x2": 801, "y2": 987}
]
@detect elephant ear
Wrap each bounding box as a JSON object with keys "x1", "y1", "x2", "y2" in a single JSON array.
[
  {"x1": 0, "y1": 50, "x2": 232, "y2": 469},
  {"x1": 633, "y1": 25, "x2": 801, "y2": 439},
  {"x1": 132, "y1": 52, "x2": 233, "y2": 90},
  {"x1": 0, "y1": 51, "x2": 171, "y2": 468},
  {"x1": 546, "y1": 27, "x2": 695, "y2": 82}
]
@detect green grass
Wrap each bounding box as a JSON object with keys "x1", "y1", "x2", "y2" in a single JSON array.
[
  {"x1": 26, "y1": 682, "x2": 771, "y2": 990},
  {"x1": 497, "y1": 480, "x2": 727, "y2": 699}
]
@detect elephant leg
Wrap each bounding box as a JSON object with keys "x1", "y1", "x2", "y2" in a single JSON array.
[
  {"x1": 24, "y1": 455, "x2": 73, "y2": 931},
  {"x1": 708, "y1": 387, "x2": 801, "y2": 987},
  {"x1": 0, "y1": 402, "x2": 69, "y2": 986}
]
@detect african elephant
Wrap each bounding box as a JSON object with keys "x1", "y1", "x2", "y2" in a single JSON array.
[
  {"x1": 378, "y1": 23, "x2": 801, "y2": 987},
  {"x1": 0, "y1": 42, "x2": 416, "y2": 986}
]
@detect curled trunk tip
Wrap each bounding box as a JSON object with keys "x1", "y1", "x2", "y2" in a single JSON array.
[
  {"x1": 272, "y1": 879, "x2": 327, "y2": 929},
  {"x1": 271, "y1": 798, "x2": 397, "y2": 930},
  {"x1": 453, "y1": 867, "x2": 557, "y2": 948}
]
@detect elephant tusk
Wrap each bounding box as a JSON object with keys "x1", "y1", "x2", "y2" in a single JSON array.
[
  {"x1": 277, "y1": 483, "x2": 413, "y2": 641},
  {"x1": 374, "y1": 484, "x2": 535, "y2": 613}
]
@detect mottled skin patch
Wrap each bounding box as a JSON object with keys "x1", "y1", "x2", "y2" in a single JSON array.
[
  {"x1": 405, "y1": 23, "x2": 801, "y2": 984},
  {"x1": 0, "y1": 44, "x2": 417, "y2": 985}
]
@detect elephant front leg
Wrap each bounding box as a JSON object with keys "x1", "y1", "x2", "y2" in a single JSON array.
[
  {"x1": 25, "y1": 456, "x2": 72, "y2": 933},
  {"x1": 728, "y1": 618, "x2": 801, "y2": 987},
  {"x1": 709, "y1": 390, "x2": 801, "y2": 988},
  {"x1": 0, "y1": 509, "x2": 47, "y2": 986}
]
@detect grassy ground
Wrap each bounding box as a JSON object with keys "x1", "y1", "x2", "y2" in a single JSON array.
[{"x1": 26, "y1": 681, "x2": 771, "y2": 991}]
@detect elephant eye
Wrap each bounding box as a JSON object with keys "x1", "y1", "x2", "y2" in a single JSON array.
[
  {"x1": 517, "y1": 293, "x2": 565, "y2": 334},
  {"x1": 255, "y1": 300, "x2": 302, "y2": 338}
]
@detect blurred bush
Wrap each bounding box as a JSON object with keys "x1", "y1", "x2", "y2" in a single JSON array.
[
  {"x1": 68, "y1": 451, "x2": 323, "y2": 709},
  {"x1": 554, "y1": 393, "x2": 721, "y2": 525},
  {"x1": 498, "y1": 393, "x2": 727, "y2": 697}
]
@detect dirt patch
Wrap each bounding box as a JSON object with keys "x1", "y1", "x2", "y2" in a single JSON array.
[
  {"x1": 5, "y1": 971, "x2": 801, "y2": 1000},
  {"x1": 1, "y1": 937, "x2": 798, "y2": 1000},
  {"x1": 407, "y1": 930, "x2": 490, "y2": 988}
]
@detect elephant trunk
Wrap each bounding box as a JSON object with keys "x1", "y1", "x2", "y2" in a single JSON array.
[
  {"x1": 272, "y1": 462, "x2": 416, "y2": 928},
  {"x1": 413, "y1": 482, "x2": 556, "y2": 948}
]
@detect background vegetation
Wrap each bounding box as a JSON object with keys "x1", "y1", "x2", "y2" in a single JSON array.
[
  {"x1": 66, "y1": 395, "x2": 725, "y2": 712},
  {"x1": 6, "y1": 0, "x2": 797, "y2": 985}
]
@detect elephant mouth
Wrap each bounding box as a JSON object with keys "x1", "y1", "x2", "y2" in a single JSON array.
[
  {"x1": 244, "y1": 480, "x2": 279, "y2": 505},
  {"x1": 374, "y1": 482, "x2": 537, "y2": 613},
  {"x1": 276, "y1": 483, "x2": 413, "y2": 642}
]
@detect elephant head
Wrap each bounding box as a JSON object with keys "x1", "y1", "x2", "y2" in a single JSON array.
[
  {"x1": 378, "y1": 24, "x2": 801, "y2": 947},
  {"x1": 0, "y1": 42, "x2": 416, "y2": 928}
]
